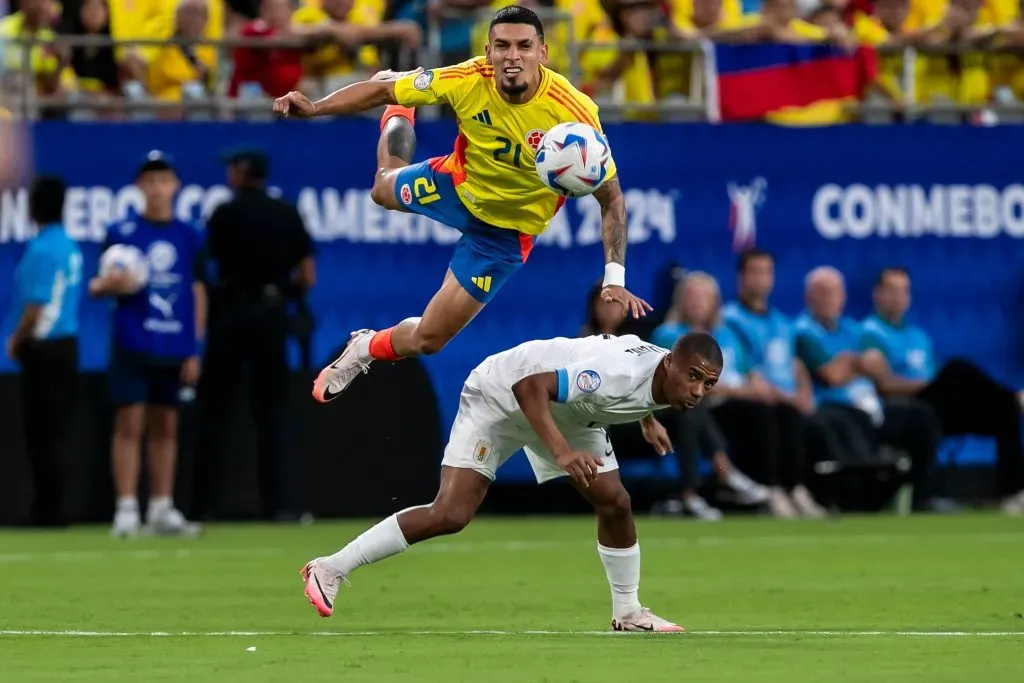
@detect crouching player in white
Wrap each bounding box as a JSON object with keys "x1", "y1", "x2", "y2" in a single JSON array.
[{"x1": 301, "y1": 331, "x2": 723, "y2": 632}]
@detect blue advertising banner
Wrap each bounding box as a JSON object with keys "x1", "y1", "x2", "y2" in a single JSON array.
[{"x1": 2, "y1": 122, "x2": 1021, "y2": 481}]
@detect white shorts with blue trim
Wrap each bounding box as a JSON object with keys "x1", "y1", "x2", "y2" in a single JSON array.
[{"x1": 441, "y1": 383, "x2": 620, "y2": 484}]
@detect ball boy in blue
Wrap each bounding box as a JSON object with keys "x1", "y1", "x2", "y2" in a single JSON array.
[{"x1": 89, "y1": 151, "x2": 206, "y2": 538}]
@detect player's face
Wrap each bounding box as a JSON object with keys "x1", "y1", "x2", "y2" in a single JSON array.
[
  {"x1": 137, "y1": 170, "x2": 180, "y2": 210},
  {"x1": 486, "y1": 23, "x2": 548, "y2": 98},
  {"x1": 663, "y1": 353, "x2": 721, "y2": 410},
  {"x1": 740, "y1": 255, "x2": 774, "y2": 300},
  {"x1": 875, "y1": 271, "x2": 911, "y2": 319}
]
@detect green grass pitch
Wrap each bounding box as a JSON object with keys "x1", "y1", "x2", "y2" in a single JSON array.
[{"x1": 1, "y1": 514, "x2": 1022, "y2": 682}]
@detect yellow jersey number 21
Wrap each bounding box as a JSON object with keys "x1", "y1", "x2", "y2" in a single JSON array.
[{"x1": 414, "y1": 177, "x2": 440, "y2": 205}]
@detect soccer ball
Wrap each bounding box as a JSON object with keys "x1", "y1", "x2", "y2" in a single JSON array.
[
  {"x1": 99, "y1": 244, "x2": 149, "y2": 292},
  {"x1": 534, "y1": 122, "x2": 612, "y2": 198}
]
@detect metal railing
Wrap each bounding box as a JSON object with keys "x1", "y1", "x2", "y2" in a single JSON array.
[{"x1": 4, "y1": 11, "x2": 1024, "y2": 122}]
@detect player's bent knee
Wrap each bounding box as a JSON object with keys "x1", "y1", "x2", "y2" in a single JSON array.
[
  {"x1": 427, "y1": 502, "x2": 474, "y2": 535},
  {"x1": 596, "y1": 488, "x2": 632, "y2": 522}
]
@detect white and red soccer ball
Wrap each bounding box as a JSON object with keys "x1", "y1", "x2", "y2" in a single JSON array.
[{"x1": 534, "y1": 121, "x2": 612, "y2": 198}]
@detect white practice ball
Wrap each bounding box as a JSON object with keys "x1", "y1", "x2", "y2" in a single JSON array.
[
  {"x1": 534, "y1": 121, "x2": 613, "y2": 198},
  {"x1": 99, "y1": 244, "x2": 149, "y2": 292}
]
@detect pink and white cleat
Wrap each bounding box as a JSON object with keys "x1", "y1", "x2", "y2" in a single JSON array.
[
  {"x1": 300, "y1": 558, "x2": 346, "y2": 618},
  {"x1": 611, "y1": 607, "x2": 686, "y2": 633},
  {"x1": 312, "y1": 329, "x2": 375, "y2": 403}
]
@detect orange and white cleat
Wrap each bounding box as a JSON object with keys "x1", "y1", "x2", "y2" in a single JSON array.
[
  {"x1": 611, "y1": 607, "x2": 685, "y2": 633},
  {"x1": 300, "y1": 558, "x2": 347, "y2": 618},
  {"x1": 312, "y1": 329, "x2": 375, "y2": 403}
]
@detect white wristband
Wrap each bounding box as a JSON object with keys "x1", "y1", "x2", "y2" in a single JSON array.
[{"x1": 603, "y1": 263, "x2": 625, "y2": 288}]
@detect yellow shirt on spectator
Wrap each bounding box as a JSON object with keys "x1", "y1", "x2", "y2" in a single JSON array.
[
  {"x1": 907, "y1": 0, "x2": 1018, "y2": 30},
  {"x1": 852, "y1": 11, "x2": 925, "y2": 102},
  {"x1": 660, "y1": 0, "x2": 744, "y2": 99},
  {"x1": 109, "y1": 0, "x2": 223, "y2": 63},
  {"x1": 292, "y1": 0, "x2": 382, "y2": 78},
  {"x1": 0, "y1": 12, "x2": 76, "y2": 90},
  {"x1": 147, "y1": 44, "x2": 217, "y2": 101}
]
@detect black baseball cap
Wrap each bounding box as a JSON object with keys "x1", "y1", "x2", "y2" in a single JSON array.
[
  {"x1": 137, "y1": 150, "x2": 176, "y2": 177},
  {"x1": 220, "y1": 145, "x2": 269, "y2": 180}
]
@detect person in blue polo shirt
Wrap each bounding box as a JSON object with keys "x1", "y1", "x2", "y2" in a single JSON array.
[
  {"x1": 5, "y1": 175, "x2": 82, "y2": 526},
  {"x1": 89, "y1": 151, "x2": 207, "y2": 538},
  {"x1": 859, "y1": 267, "x2": 1024, "y2": 514},
  {"x1": 795, "y1": 266, "x2": 954, "y2": 513}
]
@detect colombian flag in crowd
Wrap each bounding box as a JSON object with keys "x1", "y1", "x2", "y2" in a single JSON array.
[{"x1": 709, "y1": 43, "x2": 878, "y2": 125}]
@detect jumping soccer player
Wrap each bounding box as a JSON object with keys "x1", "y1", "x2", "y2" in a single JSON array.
[
  {"x1": 272, "y1": 5, "x2": 650, "y2": 402},
  {"x1": 301, "y1": 332, "x2": 723, "y2": 632}
]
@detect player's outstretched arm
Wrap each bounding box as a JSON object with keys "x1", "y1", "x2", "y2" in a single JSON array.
[
  {"x1": 512, "y1": 372, "x2": 604, "y2": 488},
  {"x1": 272, "y1": 79, "x2": 400, "y2": 119},
  {"x1": 594, "y1": 178, "x2": 652, "y2": 319}
]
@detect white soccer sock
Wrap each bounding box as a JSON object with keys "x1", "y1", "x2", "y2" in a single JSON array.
[
  {"x1": 147, "y1": 496, "x2": 172, "y2": 518},
  {"x1": 323, "y1": 513, "x2": 410, "y2": 577},
  {"x1": 116, "y1": 496, "x2": 139, "y2": 511},
  {"x1": 598, "y1": 542, "x2": 642, "y2": 619}
]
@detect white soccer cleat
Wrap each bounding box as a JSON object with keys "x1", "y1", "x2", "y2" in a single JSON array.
[
  {"x1": 768, "y1": 487, "x2": 800, "y2": 519},
  {"x1": 1001, "y1": 489, "x2": 1024, "y2": 516},
  {"x1": 144, "y1": 507, "x2": 203, "y2": 537},
  {"x1": 301, "y1": 558, "x2": 347, "y2": 618},
  {"x1": 312, "y1": 329, "x2": 375, "y2": 403},
  {"x1": 683, "y1": 495, "x2": 723, "y2": 522},
  {"x1": 611, "y1": 607, "x2": 685, "y2": 633},
  {"x1": 724, "y1": 468, "x2": 771, "y2": 505},
  {"x1": 111, "y1": 507, "x2": 141, "y2": 539},
  {"x1": 790, "y1": 485, "x2": 827, "y2": 519}
]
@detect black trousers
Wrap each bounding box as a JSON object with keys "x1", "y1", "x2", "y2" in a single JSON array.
[
  {"x1": 194, "y1": 302, "x2": 291, "y2": 519},
  {"x1": 18, "y1": 337, "x2": 78, "y2": 526},
  {"x1": 816, "y1": 400, "x2": 942, "y2": 507},
  {"x1": 711, "y1": 399, "x2": 816, "y2": 489},
  {"x1": 917, "y1": 359, "x2": 1024, "y2": 495},
  {"x1": 608, "y1": 406, "x2": 727, "y2": 491}
]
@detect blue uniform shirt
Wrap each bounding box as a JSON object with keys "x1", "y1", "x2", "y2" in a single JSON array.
[
  {"x1": 860, "y1": 314, "x2": 935, "y2": 382},
  {"x1": 721, "y1": 301, "x2": 798, "y2": 395},
  {"x1": 9, "y1": 223, "x2": 82, "y2": 340},
  {"x1": 649, "y1": 321, "x2": 749, "y2": 387},
  {"x1": 104, "y1": 215, "x2": 204, "y2": 361},
  {"x1": 794, "y1": 312, "x2": 881, "y2": 413}
]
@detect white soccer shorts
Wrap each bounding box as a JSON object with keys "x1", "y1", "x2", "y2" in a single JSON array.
[{"x1": 441, "y1": 384, "x2": 620, "y2": 484}]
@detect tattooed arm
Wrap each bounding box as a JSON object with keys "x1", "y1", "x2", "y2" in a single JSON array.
[
  {"x1": 595, "y1": 177, "x2": 627, "y2": 267},
  {"x1": 594, "y1": 178, "x2": 651, "y2": 319}
]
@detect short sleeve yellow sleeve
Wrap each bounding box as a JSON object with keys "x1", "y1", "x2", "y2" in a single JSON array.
[
  {"x1": 393, "y1": 60, "x2": 487, "y2": 107},
  {"x1": 853, "y1": 13, "x2": 889, "y2": 46}
]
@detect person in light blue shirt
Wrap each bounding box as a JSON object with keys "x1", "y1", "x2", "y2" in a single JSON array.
[
  {"x1": 4, "y1": 176, "x2": 82, "y2": 526},
  {"x1": 859, "y1": 267, "x2": 1024, "y2": 512},
  {"x1": 795, "y1": 266, "x2": 953, "y2": 513}
]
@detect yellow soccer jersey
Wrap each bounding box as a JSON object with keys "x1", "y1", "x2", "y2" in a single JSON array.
[{"x1": 392, "y1": 57, "x2": 618, "y2": 236}]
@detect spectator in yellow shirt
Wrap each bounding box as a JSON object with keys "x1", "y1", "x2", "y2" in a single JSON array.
[
  {"x1": 293, "y1": 0, "x2": 421, "y2": 95},
  {"x1": 1, "y1": 0, "x2": 75, "y2": 97},
  {"x1": 916, "y1": 0, "x2": 999, "y2": 105},
  {"x1": 660, "y1": 0, "x2": 743, "y2": 99},
  {"x1": 146, "y1": 0, "x2": 217, "y2": 112}
]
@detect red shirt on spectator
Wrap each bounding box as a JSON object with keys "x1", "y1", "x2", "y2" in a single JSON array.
[{"x1": 229, "y1": 19, "x2": 302, "y2": 98}]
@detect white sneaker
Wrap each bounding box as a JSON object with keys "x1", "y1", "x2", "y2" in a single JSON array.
[
  {"x1": 790, "y1": 485, "x2": 827, "y2": 519},
  {"x1": 683, "y1": 495, "x2": 723, "y2": 521},
  {"x1": 301, "y1": 557, "x2": 348, "y2": 618},
  {"x1": 111, "y1": 507, "x2": 141, "y2": 539},
  {"x1": 144, "y1": 507, "x2": 203, "y2": 537},
  {"x1": 768, "y1": 487, "x2": 799, "y2": 519},
  {"x1": 312, "y1": 330, "x2": 375, "y2": 403},
  {"x1": 1001, "y1": 489, "x2": 1024, "y2": 516},
  {"x1": 724, "y1": 469, "x2": 771, "y2": 505},
  {"x1": 611, "y1": 607, "x2": 685, "y2": 633}
]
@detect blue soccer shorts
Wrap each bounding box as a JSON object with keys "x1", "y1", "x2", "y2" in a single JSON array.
[{"x1": 392, "y1": 157, "x2": 534, "y2": 303}]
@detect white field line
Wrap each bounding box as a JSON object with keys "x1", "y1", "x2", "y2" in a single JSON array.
[
  {"x1": 0, "y1": 530, "x2": 1022, "y2": 563},
  {"x1": 0, "y1": 629, "x2": 1022, "y2": 638}
]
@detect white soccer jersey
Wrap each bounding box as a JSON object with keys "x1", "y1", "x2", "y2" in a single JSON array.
[
  {"x1": 444, "y1": 334, "x2": 671, "y2": 484},
  {"x1": 467, "y1": 334, "x2": 669, "y2": 431}
]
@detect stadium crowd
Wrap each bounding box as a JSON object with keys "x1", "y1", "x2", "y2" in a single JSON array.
[{"x1": 3, "y1": 0, "x2": 1024, "y2": 120}]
